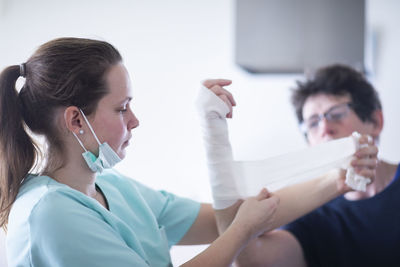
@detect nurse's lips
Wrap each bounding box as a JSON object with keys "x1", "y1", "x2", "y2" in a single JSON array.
[{"x1": 123, "y1": 136, "x2": 132, "y2": 146}]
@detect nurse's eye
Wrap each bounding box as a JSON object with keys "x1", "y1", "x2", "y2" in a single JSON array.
[
  {"x1": 117, "y1": 106, "x2": 127, "y2": 113},
  {"x1": 118, "y1": 103, "x2": 130, "y2": 113}
]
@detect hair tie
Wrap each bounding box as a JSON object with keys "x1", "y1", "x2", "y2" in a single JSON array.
[{"x1": 19, "y1": 63, "x2": 26, "y2": 77}]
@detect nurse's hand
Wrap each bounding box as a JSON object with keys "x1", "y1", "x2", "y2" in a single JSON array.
[
  {"x1": 232, "y1": 188, "x2": 280, "y2": 240},
  {"x1": 202, "y1": 79, "x2": 236, "y2": 118}
]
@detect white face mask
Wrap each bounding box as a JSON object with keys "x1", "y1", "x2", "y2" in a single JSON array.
[{"x1": 72, "y1": 109, "x2": 121, "y2": 173}]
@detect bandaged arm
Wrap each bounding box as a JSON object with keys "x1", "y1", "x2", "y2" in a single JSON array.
[
  {"x1": 196, "y1": 85, "x2": 240, "y2": 209},
  {"x1": 196, "y1": 83, "x2": 347, "y2": 222},
  {"x1": 196, "y1": 85, "x2": 371, "y2": 210}
]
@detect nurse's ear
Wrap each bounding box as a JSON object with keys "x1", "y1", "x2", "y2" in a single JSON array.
[{"x1": 64, "y1": 106, "x2": 84, "y2": 135}]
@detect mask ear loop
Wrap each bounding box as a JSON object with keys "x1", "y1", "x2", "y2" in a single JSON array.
[
  {"x1": 72, "y1": 132, "x2": 88, "y2": 152},
  {"x1": 79, "y1": 109, "x2": 102, "y2": 146}
]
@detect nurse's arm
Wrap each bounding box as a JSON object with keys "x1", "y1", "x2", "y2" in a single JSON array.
[{"x1": 178, "y1": 203, "x2": 218, "y2": 245}]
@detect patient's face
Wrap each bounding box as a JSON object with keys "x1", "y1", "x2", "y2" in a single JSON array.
[{"x1": 302, "y1": 93, "x2": 376, "y2": 146}]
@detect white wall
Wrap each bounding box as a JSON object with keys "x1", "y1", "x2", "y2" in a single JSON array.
[
  {"x1": 0, "y1": 0, "x2": 399, "y2": 266},
  {"x1": 367, "y1": 0, "x2": 400, "y2": 164}
]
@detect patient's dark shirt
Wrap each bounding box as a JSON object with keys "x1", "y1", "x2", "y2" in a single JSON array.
[{"x1": 283, "y1": 164, "x2": 400, "y2": 267}]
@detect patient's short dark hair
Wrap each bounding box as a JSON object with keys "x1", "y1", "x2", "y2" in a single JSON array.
[{"x1": 291, "y1": 64, "x2": 382, "y2": 124}]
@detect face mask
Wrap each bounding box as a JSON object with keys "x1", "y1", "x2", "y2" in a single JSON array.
[{"x1": 72, "y1": 109, "x2": 121, "y2": 173}]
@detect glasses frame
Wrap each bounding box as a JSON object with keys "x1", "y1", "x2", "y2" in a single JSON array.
[{"x1": 300, "y1": 102, "x2": 354, "y2": 134}]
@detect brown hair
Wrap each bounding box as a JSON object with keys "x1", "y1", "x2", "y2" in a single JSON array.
[
  {"x1": 0, "y1": 37, "x2": 122, "y2": 230},
  {"x1": 291, "y1": 64, "x2": 382, "y2": 124}
]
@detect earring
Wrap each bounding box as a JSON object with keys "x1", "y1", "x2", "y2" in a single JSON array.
[{"x1": 79, "y1": 129, "x2": 84, "y2": 135}]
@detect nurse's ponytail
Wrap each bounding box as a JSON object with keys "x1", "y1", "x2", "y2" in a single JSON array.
[{"x1": 0, "y1": 65, "x2": 39, "y2": 230}]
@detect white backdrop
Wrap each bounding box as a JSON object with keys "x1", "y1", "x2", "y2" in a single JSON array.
[{"x1": 0, "y1": 0, "x2": 399, "y2": 266}]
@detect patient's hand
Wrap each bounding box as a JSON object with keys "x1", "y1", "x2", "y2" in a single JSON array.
[
  {"x1": 202, "y1": 79, "x2": 236, "y2": 118},
  {"x1": 337, "y1": 135, "x2": 378, "y2": 193}
]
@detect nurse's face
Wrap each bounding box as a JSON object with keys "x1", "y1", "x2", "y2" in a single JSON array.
[{"x1": 85, "y1": 63, "x2": 139, "y2": 159}]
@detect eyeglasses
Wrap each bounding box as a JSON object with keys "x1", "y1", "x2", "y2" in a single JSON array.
[{"x1": 300, "y1": 102, "x2": 353, "y2": 134}]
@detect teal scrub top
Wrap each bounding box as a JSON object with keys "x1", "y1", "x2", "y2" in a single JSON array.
[{"x1": 7, "y1": 169, "x2": 201, "y2": 267}]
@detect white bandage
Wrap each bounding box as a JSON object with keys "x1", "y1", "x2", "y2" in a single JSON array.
[
  {"x1": 196, "y1": 86, "x2": 240, "y2": 208},
  {"x1": 196, "y1": 86, "x2": 372, "y2": 209}
]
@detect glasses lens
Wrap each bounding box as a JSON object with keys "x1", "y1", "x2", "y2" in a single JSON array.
[
  {"x1": 300, "y1": 115, "x2": 320, "y2": 133},
  {"x1": 307, "y1": 116, "x2": 320, "y2": 129},
  {"x1": 326, "y1": 103, "x2": 350, "y2": 122}
]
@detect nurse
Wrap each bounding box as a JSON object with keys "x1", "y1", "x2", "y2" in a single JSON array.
[{"x1": 0, "y1": 38, "x2": 279, "y2": 267}]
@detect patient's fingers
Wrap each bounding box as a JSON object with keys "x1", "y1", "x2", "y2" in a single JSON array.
[
  {"x1": 202, "y1": 79, "x2": 232, "y2": 89},
  {"x1": 218, "y1": 94, "x2": 233, "y2": 118},
  {"x1": 357, "y1": 135, "x2": 374, "y2": 145},
  {"x1": 219, "y1": 87, "x2": 236, "y2": 106},
  {"x1": 207, "y1": 83, "x2": 236, "y2": 118},
  {"x1": 355, "y1": 146, "x2": 378, "y2": 157},
  {"x1": 209, "y1": 84, "x2": 236, "y2": 105},
  {"x1": 351, "y1": 157, "x2": 378, "y2": 170},
  {"x1": 353, "y1": 168, "x2": 376, "y2": 180}
]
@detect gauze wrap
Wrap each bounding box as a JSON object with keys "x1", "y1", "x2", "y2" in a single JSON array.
[{"x1": 196, "y1": 85, "x2": 371, "y2": 209}]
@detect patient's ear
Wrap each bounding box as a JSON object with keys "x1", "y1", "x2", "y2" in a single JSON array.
[
  {"x1": 370, "y1": 109, "x2": 383, "y2": 139},
  {"x1": 64, "y1": 106, "x2": 83, "y2": 134}
]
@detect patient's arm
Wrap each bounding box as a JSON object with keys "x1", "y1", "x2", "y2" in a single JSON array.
[
  {"x1": 215, "y1": 170, "x2": 342, "y2": 231},
  {"x1": 215, "y1": 172, "x2": 342, "y2": 266},
  {"x1": 237, "y1": 230, "x2": 306, "y2": 267},
  {"x1": 216, "y1": 146, "x2": 377, "y2": 266}
]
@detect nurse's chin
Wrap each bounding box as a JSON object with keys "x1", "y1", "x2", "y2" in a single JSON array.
[{"x1": 117, "y1": 148, "x2": 126, "y2": 158}]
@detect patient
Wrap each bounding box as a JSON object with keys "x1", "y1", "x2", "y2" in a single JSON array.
[
  {"x1": 206, "y1": 65, "x2": 399, "y2": 267},
  {"x1": 281, "y1": 64, "x2": 400, "y2": 266}
]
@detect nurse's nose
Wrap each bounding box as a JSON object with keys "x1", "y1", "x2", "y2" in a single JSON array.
[{"x1": 128, "y1": 111, "x2": 139, "y2": 130}]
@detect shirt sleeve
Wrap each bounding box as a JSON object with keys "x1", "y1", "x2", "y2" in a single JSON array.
[
  {"x1": 153, "y1": 189, "x2": 201, "y2": 246},
  {"x1": 113, "y1": 171, "x2": 201, "y2": 247},
  {"x1": 28, "y1": 190, "x2": 150, "y2": 267}
]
